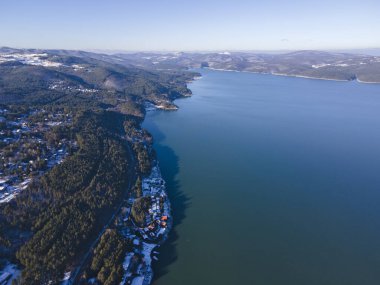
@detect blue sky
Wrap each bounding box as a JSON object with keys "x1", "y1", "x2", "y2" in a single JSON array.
[{"x1": 0, "y1": 0, "x2": 379, "y2": 51}]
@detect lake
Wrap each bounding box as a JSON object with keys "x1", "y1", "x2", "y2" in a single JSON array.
[{"x1": 143, "y1": 69, "x2": 380, "y2": 285}]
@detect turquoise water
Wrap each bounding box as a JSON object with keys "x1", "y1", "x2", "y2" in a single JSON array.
[{"x1": 143, "y1": 69, "x2": 380, "y2": 285}]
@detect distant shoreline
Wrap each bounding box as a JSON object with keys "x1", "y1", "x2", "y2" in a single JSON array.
[
  {"x1": 356, "y1": 78, "x2": 380, "y2": 84},
  {"x1": 206, "y1": 67, "x2": 380, "y2": 84}
]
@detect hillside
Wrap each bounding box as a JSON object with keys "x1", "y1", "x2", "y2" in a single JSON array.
[
  {"x1": 0, "y1": 48, "x2": 196, "y2": 110},
  {"x1": 111, "y1": 50, "x2": 380, "y2": 83},
  {"x1": 0, "y1": 48, "x2": 197, "y2": 284}
]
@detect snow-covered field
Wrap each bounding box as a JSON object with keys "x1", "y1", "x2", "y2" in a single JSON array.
[{"x1": 0, "y1": 53, "x2": 62, "y2": 67}]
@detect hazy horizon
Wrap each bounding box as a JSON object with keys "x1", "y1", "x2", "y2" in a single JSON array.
[
  {"x1": 1, "y1": 0, "x2": 379, "y2": 51},
  {"x1": 3, "y1": 46, "x2": 380, "y2": 57}
]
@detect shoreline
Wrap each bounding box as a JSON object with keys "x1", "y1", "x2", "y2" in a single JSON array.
[
  {"x1": 119, "y1": 162, "x2": 172, "y2": 285},
  {"x1": 206, "y1": 67, "x2": 380, "y2": 84},
  {"x1": 130, "y1": 67, "x2": 380, "y2": 285},
  {"x1": 133, "y1": 70, "x2": 379, "y2": 284},
  {"x1": 356, "y1": 78, "x2": 380, "y2": 84},
  {"x1": 134, "y1": 75, "x2": 199, "y2": 285}
]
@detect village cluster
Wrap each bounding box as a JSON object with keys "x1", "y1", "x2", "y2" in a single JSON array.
[
  {"x1": 0, "y1": 107, "x2": 77, "y2": 204},
  {"x1": 49, "y1": 80, "x2": 98, "y2": 94},
  {"x1": 117, "y1": 165, "x2": 171, "y2": 285}
]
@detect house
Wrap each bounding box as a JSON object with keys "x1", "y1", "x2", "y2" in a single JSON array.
[
  {"x1": 0, "y1": 184, "x2": 7, "y2": 191},
  {"x1": 0, "y1": 178, "x2": 9, "y2": 191},
  {"x1": 161, "y1": 216, "x2": 168, "y2": 221},
  {"x1": 157, "y1": 228, "x2": 166, "y2": 236}
]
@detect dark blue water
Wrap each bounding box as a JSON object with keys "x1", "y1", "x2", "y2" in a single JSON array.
[{"x1": 143, "y1": 69, "x2": 380, "y2": 285}]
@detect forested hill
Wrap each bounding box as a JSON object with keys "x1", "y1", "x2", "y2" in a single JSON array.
[
  {"x1": 0, "y1": 47, "x2": 195, "y2": 110},
  {"x1": 0, "y1": 48, "x2": 197, "y2": 284},
  {"x1": 109, "y1": 50, "x2": 380, "y2": 83}
]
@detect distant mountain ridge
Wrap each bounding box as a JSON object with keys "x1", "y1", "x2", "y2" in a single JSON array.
[
  {"x1": 1, "y1": 47, "x2": 380, "y2": 83},
  {"x1": 110, "y1": 50, "x2": 380, "y2": 83}
]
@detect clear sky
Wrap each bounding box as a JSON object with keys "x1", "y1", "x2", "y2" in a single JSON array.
[{"x1": 1, "y1": 0, "x2": 379, "y2": 51}]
